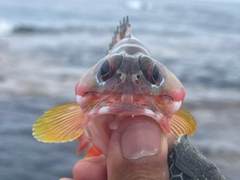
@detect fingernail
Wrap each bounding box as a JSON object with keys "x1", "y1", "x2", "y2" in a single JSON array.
[{"x1": 121, "y1": 120, "x2": 161, "y2": 159}]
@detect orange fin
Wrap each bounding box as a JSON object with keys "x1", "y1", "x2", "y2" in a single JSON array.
[
  {"x1": 33, "y1": 102, "x2": 84, "y2": 143},
  {"x1": 170, "y1": 108, "x2": 197, "y2": 137},
  {"x1": 76, "y1": 134, "x2": 90, "y2": 155},
  {"x1": 85, "y1": 144, "x2": 102, "y2": 158}
]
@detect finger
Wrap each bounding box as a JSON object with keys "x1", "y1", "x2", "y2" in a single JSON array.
[
  {"x1": 72, "y1": 155, "x2": 107, "y2": 180},
  {"x1": 59, "y1": 178, "x2": 73, "y2": 180},
  {"x1": 107, "y1": 116, "x2": 170, "y2": 180}
]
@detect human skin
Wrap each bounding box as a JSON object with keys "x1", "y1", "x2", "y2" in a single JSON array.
[{"x1": 60, "y1": 116, "x2": 176, "y2": 180}]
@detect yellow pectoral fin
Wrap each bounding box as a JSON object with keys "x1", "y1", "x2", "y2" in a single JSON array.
[
  {"x1": 33, "y1": 102, "x2": 84, "y2": 143},
  {"x1": 170, "y1": 108, "x2": 197, "y2": 138}
]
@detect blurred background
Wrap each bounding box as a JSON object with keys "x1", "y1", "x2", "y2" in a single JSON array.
[{"x1": 0, "y1": 0, "x2": 240, "y2": 179}]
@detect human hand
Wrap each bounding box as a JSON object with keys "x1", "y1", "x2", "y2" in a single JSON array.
[{"x1": 60, "y1": 116, "x2": 176, "y2": 180}]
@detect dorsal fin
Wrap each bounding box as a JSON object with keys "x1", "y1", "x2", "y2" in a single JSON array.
[{"x1": 108, "y1": 16, "x2": 132, "y2": 52}]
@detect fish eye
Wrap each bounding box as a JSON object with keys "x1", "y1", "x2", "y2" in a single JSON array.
[
  {"x1": 139, "y1": 56, "x2": 163, "y2": 85},
  {"x1": 100, "y1": 60, "x2": 110, "y2": 76},
  {"x1": 151, "y1": 65, "x2": 160, "y2": 83},
  {"x1": 99, "y1": 55, "x2": 123, "y2": 82}
]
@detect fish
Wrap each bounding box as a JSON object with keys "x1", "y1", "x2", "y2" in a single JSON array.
[{"x1": 33, "y1": 16, "x2": 196, "y2": 157}]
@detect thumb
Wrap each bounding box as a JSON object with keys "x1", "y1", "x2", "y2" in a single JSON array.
[{"x1": 107, "y1": 116, "x2": 169, "y2": 180}]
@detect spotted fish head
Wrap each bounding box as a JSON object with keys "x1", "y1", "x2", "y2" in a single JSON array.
[{"x1": 75, "y1": 17, "x2": 186, "y2": 155}]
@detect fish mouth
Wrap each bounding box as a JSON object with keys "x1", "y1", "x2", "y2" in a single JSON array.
[
  {"x1": 83, "y1": 105, "x2": 164, "y2": 129},
  {"x1": 84, "y1": 107, "x2": 163, "y2": 156},
  {"x1": 81, "y1": 97, "x2": 181, "y2": 156}
]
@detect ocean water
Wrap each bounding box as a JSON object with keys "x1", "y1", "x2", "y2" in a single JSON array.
[{"x1": 0, "y1": 0, "x2": 240, "y2": 179}]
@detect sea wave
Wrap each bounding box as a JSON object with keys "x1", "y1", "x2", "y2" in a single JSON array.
[
  {"x1": 0, "y1": 20, "x2": 109, "y2": 36},
  {"x1": 13, "y1": 25, "x2": 85, "y2": 34},
  {"x1": 0, "y1": 20, "x2": 13, "y2": 35}
]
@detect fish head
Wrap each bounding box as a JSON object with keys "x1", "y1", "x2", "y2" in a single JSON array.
[{"x1": 75, "y1": 38, "x2": 185, "y2": 155}]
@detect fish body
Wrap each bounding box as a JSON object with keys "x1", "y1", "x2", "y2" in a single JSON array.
[{"x1": 33, "y1": 17, "x2": 196, "y2": 156}]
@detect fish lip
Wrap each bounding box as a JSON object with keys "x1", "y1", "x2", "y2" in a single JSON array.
[
  {"x1": 82, "y1": 105, "x2": 164, "y2": 128},
  {"x1": 80, "y1": 92, "x2": 177, "y2": 128}
]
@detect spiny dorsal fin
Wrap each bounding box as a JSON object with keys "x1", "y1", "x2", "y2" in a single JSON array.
[{"x1": 108, "y1": 16, "x2": 132, "y2": 52}]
